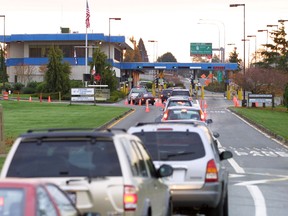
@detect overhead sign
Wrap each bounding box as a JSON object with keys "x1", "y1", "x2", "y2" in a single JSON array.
[{"x1": 190, "y1": 43, "x2": 212, "y2": 56}]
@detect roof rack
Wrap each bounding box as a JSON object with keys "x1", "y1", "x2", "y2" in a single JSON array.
[
  {"x1": 134, "y1": 121, "x2": 200, "y2": 127},
  {"x1": 26, "y1": 128, "x2": 97, "y2": 133}
]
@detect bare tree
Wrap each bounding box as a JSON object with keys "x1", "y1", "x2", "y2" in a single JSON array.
[{"x1": 14, "y1": 63, "x2": 36, "y2": 85}]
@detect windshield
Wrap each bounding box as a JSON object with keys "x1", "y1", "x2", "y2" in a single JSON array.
[
  {"x1": 7, "y1": 138, "x2": 122, "y2": 177},
  {"x1": 133, "y1": 132, "x2": 205, "y2": 161}
]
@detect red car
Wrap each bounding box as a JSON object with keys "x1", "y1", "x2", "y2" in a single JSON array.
[{"x1": 0, "y1": 178, "x2": 99, "y2": 216}]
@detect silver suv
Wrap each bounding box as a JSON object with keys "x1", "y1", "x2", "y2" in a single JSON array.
[
  {"x1": 128, "y1": 122, "x2": 233, "y2": 216},
  {"x1": 0, "y1": 128, "x2": 173, "y2": 216}
]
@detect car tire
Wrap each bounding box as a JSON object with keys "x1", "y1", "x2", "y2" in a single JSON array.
[{"x1": 205, "y1": 191, "x2": 228, "y2": 216}]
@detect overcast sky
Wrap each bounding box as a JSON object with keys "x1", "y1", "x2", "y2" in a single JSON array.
[{"x1": 1, "y1": 0, "x2": 288, "y2": 62}]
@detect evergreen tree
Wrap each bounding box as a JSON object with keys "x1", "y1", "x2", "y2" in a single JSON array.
[
  {"x1": 228, "y1": 47, "x2": 242, "y2": 72},
  {"x1": 90, "y1": 47, "x2": 118, "y2": 91},
  {"x1": 0, "y1": 47, "x2": 8, "y2": 87},
  {"x1": 157, "y1": 52, "x2": 177, "y2": 62},
  {"x1": 137, "y1": 38, "x2": 149, "y2": 62},
  {"x1": 259, "y1": 22, "x2": 288, "y2": 73},
  {"x1": 44, "y1": 46, "x2": 71, "y2": 94}
]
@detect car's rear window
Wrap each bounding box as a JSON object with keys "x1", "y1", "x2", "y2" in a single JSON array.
[
  {"x1": 167, "y1": 100, "x2": 192, "y2": 108},
  {"x1": 0, "y1": 188, "x2": 25, "y2": 215},
  {"x1": 7, "y1": 138, "x2": 122, "y2": 177},
  {"x1": 171, "y1": 90, "x2": 190, "y2": 96},
  {"x1": 133, "y1": 132, "x2": 205, "y2": 161},
  {"x1": 167, "y1": 109, "x2": 200, "y2": 120}
]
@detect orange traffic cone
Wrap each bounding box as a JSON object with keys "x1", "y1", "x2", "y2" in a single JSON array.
[
  {"x1": 138, "y1": 99, "x2": 142, "y2": 106},
  {"x1": 29, "y1": 96, "x2": 32, "y2": 102},
  {"x1": 130, "y1": 99, "x2": 133, "y2": 105},
  {"x1": 145, "y1": 100, "x2": 150, "y2": 112},
  {"x1": 124, "y1": 98, "x2": 128, "y2": 105},
  {"x1": 48, "y1": 96, "x2": 51, "y2": 103}
]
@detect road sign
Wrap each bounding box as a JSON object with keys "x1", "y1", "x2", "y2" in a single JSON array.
[
  {"x1": 94, "y1": 74, "x2": 101, "y2": 81},
  {"x1": 190, "y1": 43, "x2": 212, "y2": 56}
]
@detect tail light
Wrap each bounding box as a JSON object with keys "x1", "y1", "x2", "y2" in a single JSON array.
[
  {"x1": 124, "y1": 185, "x2": 138, "y2": 211},
  {"x1": 205, "y1": 159, "x2": 218, "y2": 182},
  {"x1": 200, "y1": 111, "x2": 205, "y2": 121},
  {"x1": 162, "y1": 112, "x2": 168, "y2": 120},
  {"x1": 0, "y1": 197, "x2": 4, "y2": 206}
]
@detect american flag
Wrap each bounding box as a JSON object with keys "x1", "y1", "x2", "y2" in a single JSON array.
[{"x1": 86, "y1": 0, "x2": 90, "y2": 28}]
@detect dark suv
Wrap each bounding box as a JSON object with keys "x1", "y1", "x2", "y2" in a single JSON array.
[{"x1": 1, "y1": 128, "x2": 174, "y2": 216}]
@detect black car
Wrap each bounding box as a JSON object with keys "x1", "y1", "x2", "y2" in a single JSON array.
[
  {"x1": 160, "y1": 89, "x2": 173, "y2": 102},
  {"x1": 134, "y1": 92, "x2": 155, "y2": 105}
]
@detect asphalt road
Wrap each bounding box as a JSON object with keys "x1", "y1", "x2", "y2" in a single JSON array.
[{"x1": 109, "y1": 91, "x2": 288, "y2": 216}]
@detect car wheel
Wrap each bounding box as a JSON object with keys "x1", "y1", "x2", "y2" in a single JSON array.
[{"x1": 205, "y1": 191, "x2": 228, "y2": 216}]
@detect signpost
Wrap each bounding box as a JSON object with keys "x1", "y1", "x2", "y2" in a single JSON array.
[{"x1": 190, "y1": 43, "x2": 212, "y2": 56}]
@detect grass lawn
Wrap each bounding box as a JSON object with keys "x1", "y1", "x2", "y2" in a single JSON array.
[
  {"x1": 229, "y1": 106, "x2": 288, "y2": 141},
  {"x1": 0, "y1": 100, "x2": 131, "y2": 153}
]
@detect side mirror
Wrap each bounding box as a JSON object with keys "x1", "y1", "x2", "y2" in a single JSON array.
[
  {"x1": 206, "y1": 119, "x2": 213, "y2": 124},
  {"x1": 220, "y1": 151, "x2": 233, "y2": 161},
  {"x1": 82, "y1": 213, "x2": 101, "y2": 216},
  {"x1": 157, "y1": 164, "x2": 173, "y2": 177},
  {"x1": 213, "y1": 132, "x2": 220, "y2": 138}
]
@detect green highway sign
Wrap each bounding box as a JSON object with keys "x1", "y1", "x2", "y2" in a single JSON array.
[{"x1": 190, "y1": 43, "x2": 212, "y2": 56}]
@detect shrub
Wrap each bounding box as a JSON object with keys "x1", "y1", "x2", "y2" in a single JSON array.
[{"x1": 13, "y1": 83, "x2": 24, "y2": 92}]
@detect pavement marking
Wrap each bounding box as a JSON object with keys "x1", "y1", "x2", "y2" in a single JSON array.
[{"x1": 218, "y1": 142, "x2": 267, "y2": 216}]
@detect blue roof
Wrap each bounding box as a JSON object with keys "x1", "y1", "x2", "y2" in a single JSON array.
[{"x1": 0, "y1": 33, "x2": 125, "y2": 43}]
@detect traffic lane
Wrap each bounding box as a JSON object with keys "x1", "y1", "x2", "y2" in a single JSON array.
[
  {"x1": 206, "y1": 95, "x2": 288, "y2": 216},
  {"x1": 110, "y1": 102, "x2": 164, "y2": 128}
]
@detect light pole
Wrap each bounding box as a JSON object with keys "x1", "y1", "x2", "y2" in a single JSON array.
[
  {"x1": 230, "y1": 3, "x2": 246, "y2": 106},
  {"x1": 247, "y1": 35, "x2": 257, "y2": 65},
  {"x1": 148, "y1": 40, "x2": 158, "y2": 62},
  {"x1": 257, "y1": 29, "x2": 268, "y2": 50},
  {"x1": 200, "y1": 19, "x2": 226, "y2": 62},
  {"x1": 0, "y1": 15, "x2": 5, "y2": 86},
  {"x1": 267, "y1": 24, "x2": 278, "y2": 29},
  {"x1": 197, "y1": 21, "x2": 221, "y2": 61},
  {"x1": 109, "y1": 18, "x2": 121, "y2": 61}
]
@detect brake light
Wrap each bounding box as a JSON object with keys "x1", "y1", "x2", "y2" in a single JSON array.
[
  {"x1": 124, "y1": 185, "x2": 137, "y2": 211},
  {"x1": 0, "y1": 197, "x2": 4, "y2": 206},
  {"x1": 205, "y1": 159, "x2": 218, "y2": 182},
  {"x1": 162, "y1": 112, "x2": 168, "y2": 120}
]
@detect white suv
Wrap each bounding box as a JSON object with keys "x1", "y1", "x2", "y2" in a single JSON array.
[
  {"x1": 1, "y1": 128, "x2": 173, "y2": 216},
  {"x1": 128, "y1": 122, "x2": 233, "y2": 216}
]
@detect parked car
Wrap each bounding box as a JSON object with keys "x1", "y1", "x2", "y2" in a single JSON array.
[
  {"x1": 160, "y1": 89, "x2": 173, "y2": 102},
  {"x1": 0, "y1": 178, "x2": 99, "y2": 216},
  {"x1": 0, "y1": 128, "x2": 173, "y2": 216},
  {"x1": 127, "y1": 87, "x2": 148, "y2": 104},
  {"x1": 128, "y1": 122, "x2": 233, "y2": 216},
  {"x1": 161, "y1": 106, "x2": 207, "y2": 122},
  {"x1": 134, "y1": 92, "x2": 155, "y2": 105}
]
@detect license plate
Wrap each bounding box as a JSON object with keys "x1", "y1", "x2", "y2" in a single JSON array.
[
  {"x1": 172, "y1": 170, "x2": 186, "y2": 181},
  {"x1": 66, "y1": 191, "x2": 77, "y2": 204}
]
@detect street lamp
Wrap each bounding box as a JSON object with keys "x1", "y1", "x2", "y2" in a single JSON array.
[
  {"x1": 230, "y1": 3, "x2": 246, "y2": 106},
  {"x1": 247, "y1": 35, "x2": 257, "y2": 64},
  {"x1": 148, "y1": 40, "x2": 158, "y2": 62},
  {"x1": 258, "y1": 29, "x2": 269, "y2": 50},
  {"x1": 197, "y1": 21, "x2": 221, "y2": 61},
  {"x1": 0, "y1": 15, "x2": 5, "y2": 86},
  {"x1": 267, "y1": 24, "x2": 278, "y2": 29},
  {"x1": 278, "y1": 19, "x2": 288, "y2": 23},
  {"x1": 242, "y1": 39, "x2": 250, "y2": 68},
  {"x1": 199, "y1": 19, "x2": 226, "y2": 62},
  {"x1": 109, "y1": 18, "x2": 121, "y2": 61}
]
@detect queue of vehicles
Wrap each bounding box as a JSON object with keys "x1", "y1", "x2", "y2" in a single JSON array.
[{"x1": 0, "y1": 86, "x2": 232, "y2": 216}]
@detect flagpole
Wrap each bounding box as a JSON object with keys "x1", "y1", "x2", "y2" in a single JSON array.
[{"x1": 85, "y1": 0, "x2": 90, "y2": 87}]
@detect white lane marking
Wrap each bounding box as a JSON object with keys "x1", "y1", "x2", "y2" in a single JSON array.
[
  {"x1": 218, "y1": 142, "x2": 267, "y2": 216},
  {"x1": 246, "y1": 185, "x2": 267, "y2": 216}
]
